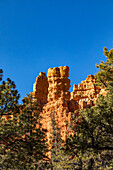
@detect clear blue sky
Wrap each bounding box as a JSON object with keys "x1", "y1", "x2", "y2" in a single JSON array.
[{"x1": 0, "y1": 0, "x2": 113, "y2": 103}]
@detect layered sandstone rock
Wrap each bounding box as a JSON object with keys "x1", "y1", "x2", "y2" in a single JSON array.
[
  {"x1": 30, "y1": 72, "x2": 48, "y2": 108},
  {"x1": 31, "y1": 67, "x2": 105, "y2": 146},
  {"x1": 47, "y1": 66, "x2": 70, "y2": 102},
  {"x1": 71, "y1": 75, "x2": 102, "y2": 108},
  {"x1": 31, "y1": 66, "x2": 78, "y2": 145},
  {"x1": 40, "y1": 66, "x2": 76, "y2": 143}
]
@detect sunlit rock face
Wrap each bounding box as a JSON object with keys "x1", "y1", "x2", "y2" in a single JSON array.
[
  {"x1": 71, "y1": 74, "x2": 101, "y2": 108},
  {"x1": 30, "y1": 72, "x2": 49, "y2": 109},
  {"x1": 31, "y1": 66, "x2": 105, "y2": 144},
  {"x1": 40, "y1": 66, "x2": 77, "y2": 143}
]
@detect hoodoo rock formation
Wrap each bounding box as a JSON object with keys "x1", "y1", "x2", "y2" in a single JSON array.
[
  {"x1": 31, "y1": 66, "x2": 105, "y2": 143},
  {"x1": 71, "y1": 75, "x2": 101, "y2": 108},
  {"x1": 31, "y1": 72, "x2": 49, "y2": 109}
]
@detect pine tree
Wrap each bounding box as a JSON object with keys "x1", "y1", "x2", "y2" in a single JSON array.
[
  {"x1": 18, "y1": 95, "x2": 48, "y2": 169},
  {"x1": 95, "y1": 47, "x2": 113, "y2": 92},
  {"x1": 66, "y1": 94, "x2": 113, "y2": 169},
  {"x1": 49, "y1": 111, "x2": 64, "y2": 169},
  {"x1": 0, "y1": 70, "x2": 48, "y2": 169},
  {"x1": 50, "y1": 111, "x2": 75, "y2": 170},
  {"x1": 66, "y1": 47, "x2": 113, "y2": 169},
  {"x1": 0, "y1": 69, "x2": 21, "y2": 169}
]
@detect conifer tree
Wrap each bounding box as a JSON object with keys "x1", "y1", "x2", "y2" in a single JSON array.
[
  {"x1": 0, "y1": 70, "x2": 48, "y2": 169},
  {"x1": 17, "y1": 95, "x2": 48, "y2": 169},
  {"x1": 50, "y1": 111, "x2": 75, "y2": 170},
  {"x1": 95, "y1": 47, "x2": 113, "y2": 92},
  {"x1": 66, "y1": 47, "x2": 113, "y2": 169},
  {"x1": 66, "y1": 94, "x2": 113, "y2": 169},
  {"x1": 49, "y1": 111, "x2": 64, "y2": 169},
  {"x1": 0, "y1": 69, "x2": 21, "y2": 168}
]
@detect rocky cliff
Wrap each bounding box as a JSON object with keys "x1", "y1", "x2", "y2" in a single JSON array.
[{"x1": 31, "y1": 66, "x2": 105, "y2": 143}]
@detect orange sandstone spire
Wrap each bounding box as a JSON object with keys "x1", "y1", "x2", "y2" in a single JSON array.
[{"x1": 31, "y1": 66, "x2": 105, "y2": 144}]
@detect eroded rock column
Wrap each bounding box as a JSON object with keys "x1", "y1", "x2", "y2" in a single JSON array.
[
  {"x1": 31, "y1": 72, "x2": 49, "y2": 108},
  {"x1": 40, "y1": 66, "x2": 72, "y2": 143},
  {"x1": 71, "y1": 75, "x2": 101, "y2": 108}
]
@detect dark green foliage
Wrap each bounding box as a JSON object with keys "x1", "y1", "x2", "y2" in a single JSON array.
[
  {"x1": 50, "y1": 111, "x2": 76, "y2": 169},
  {"x1": 95, "y1": 47, "x2": 113, "y2": 92},
  {"x1": 66, "y1": 48, "x2": 113, "y2": 169},
  {"x1": 50, "y1": 111, "x2": 63, "y2": 160},
  {"x1": 0, "y1": 70, "x2": 20, "y2": 117},
  {"x1": 0, "y1": 70, "x2": 48, "y2": 169},
  {"x1": 50, "y1": 111, "x2": 64, "y2": 169},
  {"x1": 17, "y1": 95, "x2": 48, "y2": 169},
  {"x1": 66, "y1": 94, "x2": 113, "y2": 169}
]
